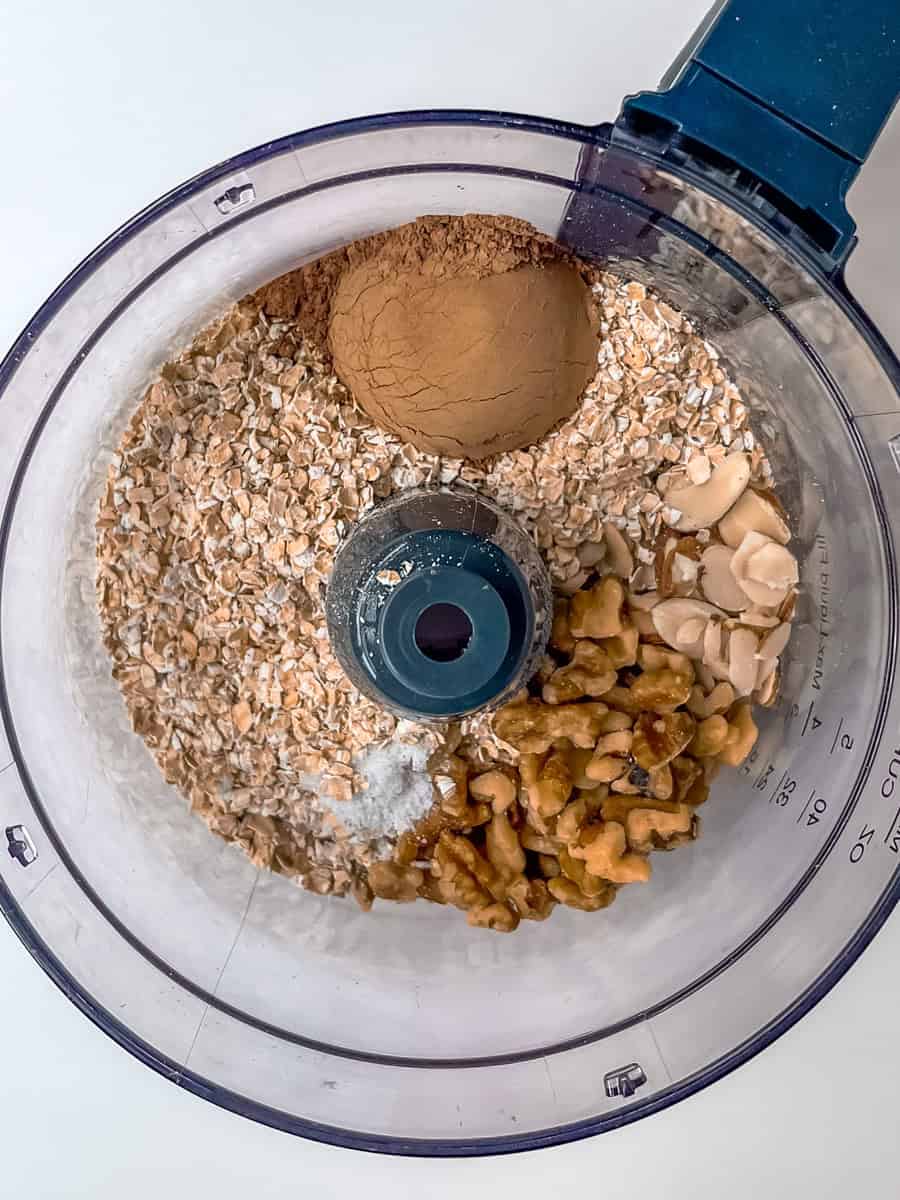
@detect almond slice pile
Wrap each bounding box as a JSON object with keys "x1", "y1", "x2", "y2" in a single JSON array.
[{"x1": 641, "y1": 452, "x2": 796, "y2": 706}]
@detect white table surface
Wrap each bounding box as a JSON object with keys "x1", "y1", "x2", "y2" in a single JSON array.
[{"x1": 2, "y1": 2, "x2": 899, "y2": 1195}]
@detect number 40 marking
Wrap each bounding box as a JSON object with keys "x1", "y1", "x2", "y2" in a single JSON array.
[{"x1": 802, "y1": 792, "x2": 828, "y2": 827}]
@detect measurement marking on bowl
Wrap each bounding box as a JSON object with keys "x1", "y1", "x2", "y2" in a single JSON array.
[
  {"x1": 799, "y1": 700, "x2": 823, "y2": 737},
  {"x1": 795, "y1": 790, "x2": 828, "y2": 826},
  {"x1": 751, "y1": 701, "x2": 857, "y2": 812},
  {"x1": 849, "y1": 825, "x2": 876, "y2": 864},
  {"x1": 888, "y1": 433, "x2": 900, "y2": 476},
  {"x1": 821, "y1": 744, "x2": 900, "y2": 867},
  {"x1": 883, "y1": 806, "x2": 900, "y2": 855}
]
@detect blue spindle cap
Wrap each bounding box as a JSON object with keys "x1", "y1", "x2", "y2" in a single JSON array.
[
  {"x1": 326, "y1": 487, "x2": 551, "y2": 721},
  {"x1": 347, "y1": 528, "x2": 533, "y2": 718}
]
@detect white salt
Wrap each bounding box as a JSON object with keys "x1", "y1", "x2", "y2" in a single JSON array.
[{"x1": 329, "y1": 743, "x2": 435, "y2": 840}]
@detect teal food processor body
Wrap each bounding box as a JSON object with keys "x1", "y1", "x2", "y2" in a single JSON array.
[{"x1": 1, "y1": 0, "x2": 899, "y2": 1154}]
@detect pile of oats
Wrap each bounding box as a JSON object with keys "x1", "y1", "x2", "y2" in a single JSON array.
[{"x1": 95, "y1": 273, "x2": 768, "y2": 897}]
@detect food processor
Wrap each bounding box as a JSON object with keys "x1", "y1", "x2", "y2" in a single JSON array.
[{"x1": 1, "y1": 0, "x2": 899, "y2": 1156}]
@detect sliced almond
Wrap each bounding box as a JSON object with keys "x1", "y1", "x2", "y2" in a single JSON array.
[
  {"x1": 755, "y1": 660, "x2": 780, "y2": 707},
  {"x1": 672, "y1": 553, "x2": 699, "y2": 591},
  {"x1": 705, "y1": 619, "x2": 724, "y2": 667},
  {"x1": 735, "y1": 576, "x2": 789, "y2": 608},
  {"x1": 718, "y1": 488, "x2": 790, "y2": 548},
  {"x1": 629, "y1": 562, "x2": 657, "y2": 593},
  {"x1": 656, "y1": 535, "x2": 701, "y2": 598},
  {"x1": 660, "y1": 452, "x2": 751, "y2": 533},
  {"x1": 702, "y1": 621, "x2": 732, "y2": 682},
  {"x1": 746, "y1": 541, "x2": 799, "y2": 590},
  {"x1": 739, "y1": 607, "x2": 782, "y2": 629},
  {"x1": 758, "y1": 621, "x2": 791, "y2": 660},
  {"x1": 656, "y1": 467, "x2": 687, "y2": 499},
  {"x1": 725, "y1": 529, "x2": 768, "y2": 579},
  {"x1": 728, "y1": 627, "x2": 759, "y2": 696},
  {"x1": 778, "y1": 590, "x2": 797, "y2": 623},
  {"x1": 679, "y1": 617, "x2": 706, "y2": 644},
  {"x1": 695, "y1": 662, "x2": 716, "y2": 692},
  {"x1": 755, "y1": 655, "x2": 778, "y2": 690},
  {"x1": 686, "y1": 454, "x2": 711, "y2": 485},
  {"x1": 699, "y1": 544, "x2": 748, "y2": 612},
  {"x1": 731, "y1": 531, "x2": 797, "y2": 607},
  {"x1": 603, "y1": 523, "x2": 634, "y2": 578},
  {"x1": 709, "y1": 658, "x2": 733, "y2": 683},
  {"x1": 655, "y1": 535, "x2": 678, "y2": 598},
  {"x1": 651, "y1": 597, "x2": 723, "y2": 657}
]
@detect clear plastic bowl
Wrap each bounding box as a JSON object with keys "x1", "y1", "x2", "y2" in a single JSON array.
[{"x1": 1, "y1": 111, "x2": 899, "y2": 1155}]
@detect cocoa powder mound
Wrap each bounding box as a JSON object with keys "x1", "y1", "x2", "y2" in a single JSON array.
[
  {"x1": 253, "y1": 215, "x2": 599, "y2": 459},
  {"x1": 253, "y1": 215, "x2": 567, "y2": 351},
  {"x1": 331, "y1": 258, "x2": 597, "y2": 458}
]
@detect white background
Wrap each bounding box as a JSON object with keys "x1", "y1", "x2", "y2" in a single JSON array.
[{"x1": 2, "y1": 2, "x2": 899, "y2": 1195}]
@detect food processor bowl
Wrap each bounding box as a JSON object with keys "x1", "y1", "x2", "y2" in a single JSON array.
[{"x1": 2, "y1": 0, "x2": 900, "y2": 1156}]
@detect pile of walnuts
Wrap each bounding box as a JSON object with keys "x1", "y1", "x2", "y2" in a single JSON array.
[{"x1": 363, "y1": 572, "x2": 759, "y2": 932}]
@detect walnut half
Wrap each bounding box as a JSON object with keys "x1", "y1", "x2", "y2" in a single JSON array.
[{"x1": 572, "y1": 822, "x2": 651, "y2": 884}]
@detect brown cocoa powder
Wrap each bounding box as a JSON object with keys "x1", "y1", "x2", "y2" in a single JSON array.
[
  {"x1": 254, "y1": 214, "x2": 568, "y2": 351},
  {"x1": 332, "y1": 259, "x2": 597, "y2": 458},
  {"x1": 253, "y1": 214, "x2": 598, "y2": 459}
]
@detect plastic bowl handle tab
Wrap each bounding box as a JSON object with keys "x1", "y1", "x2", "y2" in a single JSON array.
[{"x1": 618, "y1": 0, "x2": 900, "y2": 270}]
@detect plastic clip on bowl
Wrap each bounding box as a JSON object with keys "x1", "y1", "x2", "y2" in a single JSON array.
[{"x1": 0, "y1": 0, "x2": 899, "y2": 1157}]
